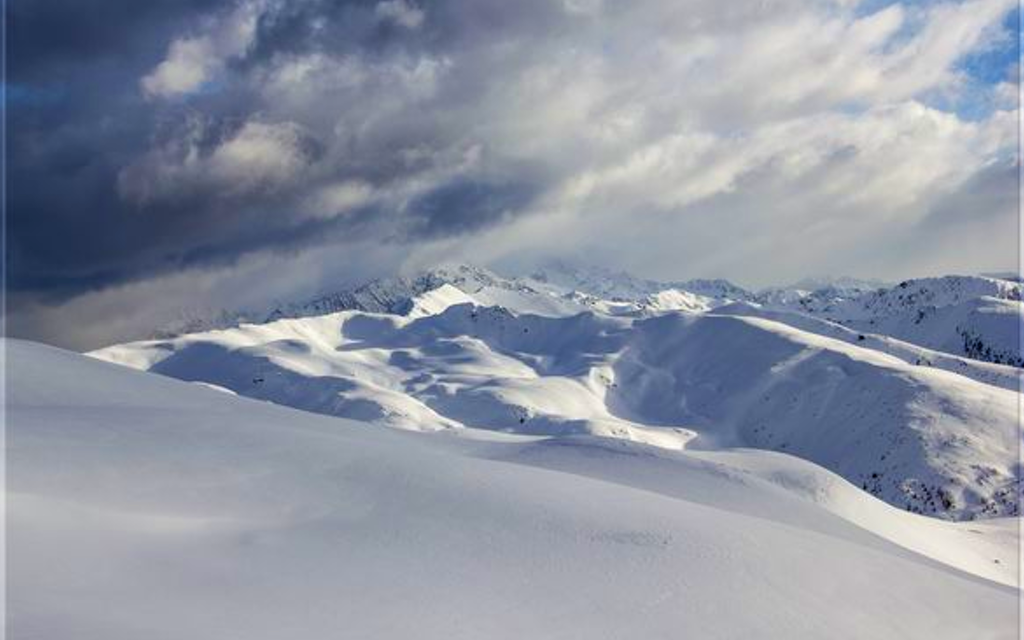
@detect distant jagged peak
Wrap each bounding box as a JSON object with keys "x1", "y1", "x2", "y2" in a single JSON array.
[
  {"x1": 850, "y1": 274, "x2": 1022, "y2": 316},
  {"x1": 674, "y1": 278, "x2": 754, "y2": 301},
  {"x1": 758, "y1": 280, "x2": 884, "y2": 311},
  {"x1": 755, "y1": 273, "x2": 1024, "y2": 369},
  {"x1": 265, "y1": 262, "x2": 564, "y2": 323},
  {"x1": 525, "y1": 259, "x2": 663, "y2": 299},
  {"x1": 636, "y1": 289, "x2": 714, "y2": 314},
  {"x1": 148, "y1": 261, "x2": 759, "y2": 340},
  {"x1": 760, "y1": 274, "x2": 1022, "y2": 314},
  {"x1": 524, "y1": 259, "x2": 755, "y2": 303},
  {"x1": 140, "y1": 264, "x2": 1024, "y2": 385},
  {"x1": 408, "y1": 262, "x2": 507, "y2": 292}
]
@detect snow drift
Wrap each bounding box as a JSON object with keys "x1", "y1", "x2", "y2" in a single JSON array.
[{"x1": 7, "y1": 339, "x2": 1020, "y2": 639}]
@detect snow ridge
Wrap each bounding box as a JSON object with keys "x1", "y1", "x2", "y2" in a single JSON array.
[{"x1": 94, "y1": 279, "x2": 1022, "y2": 521}]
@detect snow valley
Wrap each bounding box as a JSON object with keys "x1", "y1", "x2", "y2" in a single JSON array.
[{"x1": 8, "y1": 263, "x2": 1023, "y2": 639}]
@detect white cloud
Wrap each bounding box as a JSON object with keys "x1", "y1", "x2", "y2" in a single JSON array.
[
  {"x1": 141, "y1": 1, "x2": 263, "y2": 99},
  {"x1": 413, "y1": 99, "x2": 1015, "y2": 287},
  {"x1": 127, "y1": 0, "x2": 1019, "y2": 285},
  {"x1": 118, "y1": 118, "x2": 314, "y2": 203},
  {"x1": 873, "y1": 0, "x2": 1016, "y2": 100},
  {"x1": 375, "y1": 0, "x2": 425, "y2": 30},
  {"x1": 141, "y1": 37, "x2": 217, "y2": 99},
  {"x1": 209, "y1": 121, "x2": 312, "y2": 193},
  {"x1": 304, "y1": 180, "x2": 376, "y2": 220}
]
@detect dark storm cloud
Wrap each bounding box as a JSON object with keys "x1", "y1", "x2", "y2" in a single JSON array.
[
  {"x1": 10, "y1": 0, "x2": 230, "y2": 294},
  {"x1": 10, "y1": 0, "x2": 223, "y2": 80},
  {"x1": 407, "y1": 180, "x2": 538, "y2": 239},
  {"x1": 9, "y1": 4, "x2": 382, "y2": 293},
  {"x1": 6, "y1": 0, "x2": 1018, "y2": 349},
  {"x1": 8, "y1": 0, "x2": 568, "y2": 301}
]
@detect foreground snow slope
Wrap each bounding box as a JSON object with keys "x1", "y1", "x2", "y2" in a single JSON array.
[
  {"x1": 93, "y1": 301, "x2": 1022, "y2": 520},
  {"x1": 7, "y1": 340, "x2": 1020, "y2": 639}
]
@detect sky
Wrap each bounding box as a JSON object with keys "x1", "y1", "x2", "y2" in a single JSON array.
[{"x1": 7, "y1": 0, "x2": 1021, "y2": 349}]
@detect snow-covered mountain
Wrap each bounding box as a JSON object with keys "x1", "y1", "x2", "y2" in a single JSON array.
[
  {"x1": 757, "y1": 279, "x2": 883, "y2": 308},
  {"x1": 267, "y1": 264, "x2": 562, "y2": 319},
  {"x1": 93, "y1": 272, "x2": 1022, "y2": 520},
  {"x1": 526, "y1": 260, "x2": 754, "y2": 304},
  {"x1": 765, "y1": 275, "x2": 1023, "y2": 367},
  {"x1": 148, "y1": 262, "x2": 744, "y2": 338},
  {"x1": 9, "y1": 339, "x2": 1020, "y2": 639},
  {"x1": 14, "y1": 262, "x2": 1023, "y2": 638},
  {"x1": 156, "y1": 264, "x2": 1020, "y2": 372},
  {"x1": 271, "y1": 262, "x2": 755, "y2": 322},
  {"x1": 716, "y1": 301, "x2": 1020, "y2": 391}
]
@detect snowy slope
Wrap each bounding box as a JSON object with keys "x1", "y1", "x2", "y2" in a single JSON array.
[
  {"x1": 93, "y1": 296, "x2": 1022, "y2": 520},
  {"x1": 765, "y1": 276, "x2": 1023, "y2": 367},
  {"x1": 147, "y1": 265, "x2": 1021, "y2": 376},
  {"x1": 615, "y1": 312, "x2": 1021, "y2": 519},
  {"x1": 718, "y1": 301, "x2": 1021, "y2": 391},
  {"x1": 8, "y1": 339, "x2": 1020, "y2": 639}
]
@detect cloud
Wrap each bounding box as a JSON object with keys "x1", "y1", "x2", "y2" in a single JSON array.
[
  {"x1": 119, "y1": 118, "x2": 317, "y2": 203},
  {"x1": 303, "y1": 180, "x2": 376, "y2": 220},
  {"x1": 141, "y1": 37, "x2": 220, "y2": 99},
  {"x1": 8, "y1": 0, "x2": 1020, "y2": 348},
  {"x1": 375, "y1": 0, "x2": 425, "y2": 30},
  {"x1": 413, "y1": 100, "x2": 1015, "y2": 286},
  {"x1": 6, "y1": 239, "x2": 408, "y2": 350},
  {"x1": 140, "y1": 0, "x2": 263, "y2": 99}
]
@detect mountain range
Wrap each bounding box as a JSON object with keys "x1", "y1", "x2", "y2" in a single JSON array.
[
  {"x1": 92, "y1": 263, "x2": 1022, "y2": 520},
  {"x1": 8, "y1": 262, "x2": 1021, "y2": 639}
]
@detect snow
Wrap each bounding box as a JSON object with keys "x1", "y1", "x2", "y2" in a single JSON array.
[
  {"x1": 526, "y1": 260, "x2": 754, "y2": 303},
  {"x1": 146, "y1": 265, "x2": 1022, "y2": 376},
  {"x1": 93, "y1": 295, "x2": 1021, "y2": 520},
  {"x1": 7, "y1": 338, "x2": 1020, "y2": 639},
  {"x1": 14, "y1": 263, "x2": 1024, "y2": 636},
  {"x1": 718, "y1": 301, "x2": 1021, "y2": 391},
  {"x1": 763, "y1": 275, "x2": 1023, "y2": 367}
]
